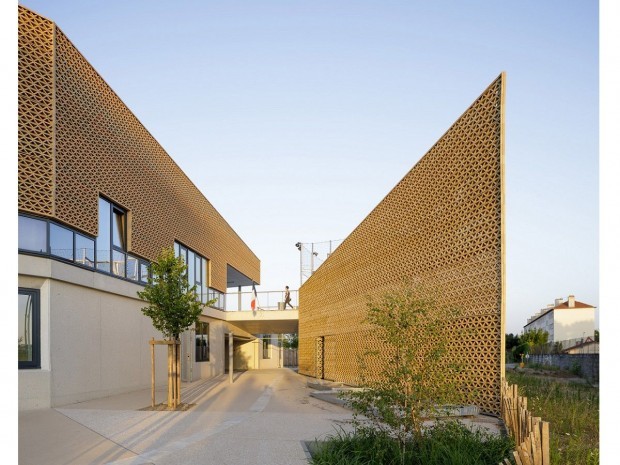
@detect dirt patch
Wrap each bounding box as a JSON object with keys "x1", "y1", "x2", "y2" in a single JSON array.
[{"x1": 138, "y1": 402, "x2": 196, "y2": 411}]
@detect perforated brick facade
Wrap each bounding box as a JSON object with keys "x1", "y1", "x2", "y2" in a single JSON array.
[
  {"x1": 18, "y1": 6, "x2": 259, "y2": 290},
  {"x1": 299, "y1": 75, "x2": 505, "y2": 414}
]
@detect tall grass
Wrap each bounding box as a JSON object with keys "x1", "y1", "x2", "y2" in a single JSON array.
[
  {"x1": 310, "y1": 421, "x2": 513, "y2": 465},
  {"x1": 506, "y1": 371, "x2": 599, "y2": 465}
]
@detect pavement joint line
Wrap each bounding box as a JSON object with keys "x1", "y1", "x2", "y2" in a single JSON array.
[
  {"x1": 103, "y1": 376, "x2": 285, "y2": 465},
  {"x1": 53, "y1": 407, "x2": 142, "y2": 462},
  {"x1": 103, "y1": 415, "x2": 247, "y2": 465},
  {"x1": 249, "y1": 374, "x2": 283, "y2": 412}
]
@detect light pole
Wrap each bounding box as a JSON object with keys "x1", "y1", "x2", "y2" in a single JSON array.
[{"x1": 295, "y1": 242, "x2": 302, "y2": 287}]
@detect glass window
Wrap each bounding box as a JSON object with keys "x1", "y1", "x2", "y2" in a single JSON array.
[
  {"x1": 75, "y1": 233, "x2": 95, "y2": 268},
  {"x1": 201, "y1": 260, "x2": 208, "y2": 304},
  {"x1": 97, "y1": 198, "x2": 111, "y2": 273},
  {"x1": 112, "y1": 250, "x2": 126, "y2": 277},
  {"x1": 127, "y1": 255, "x2": 139, "y2": 281},
  {"x1": 187, "y1": 250, "x2": 195, "y2": 286},
  {"x1": 112, "y1": 207, "x2": 126, "y2": 249},
  {"x1": 195, "y1": 322, "x2": 209, "y2": 362},
  {"x1": 263, "y1": 336, "x2": 271, "y2": 359},
  {"x1": 19, "y1": 288, "x2": 40, "y2": 369},
  {"x1": 195, "y1": 256, "x2": 202, "y2": 282},
  {"x1": 174, "y1": 242, "x2": 208, "y2": 303},
  {"x1": 140, "y1": 261, "x2": 149, "y2": 283},
  {"x1": 50, "y1": 223, "x2": 74, "y2": 261},
  {"x1": 18, "y1": 215, "x2": 47, "y2": 253}
]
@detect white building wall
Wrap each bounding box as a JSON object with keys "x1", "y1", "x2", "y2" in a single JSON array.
[
  {"x1": 553, "y1": 309, "x2": 596, "y2": 341},
  {"x1": 18, "y1": 255, "x2": 230, "y2": 410},
  {"x1": 258, "y1": 334, "x2": 283, "y2": 369},
  {"x1": 524, "y1": 311, "x2": 555, "y2": 341}
]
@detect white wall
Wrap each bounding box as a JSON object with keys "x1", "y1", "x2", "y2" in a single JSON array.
[
  {"x1": 524, "y1": 311, "x2": 554, "y2": 341},
  {"x1": 18, "y1": 255, "x2": 228, "y2": 410},
  {"x1": 554, "y1": 309, "x2": 596, "y2": 341}
]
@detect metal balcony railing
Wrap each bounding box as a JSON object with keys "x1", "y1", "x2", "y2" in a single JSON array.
[{"x1": 222, "y1": 290, "x2": 299, "y2": 311}]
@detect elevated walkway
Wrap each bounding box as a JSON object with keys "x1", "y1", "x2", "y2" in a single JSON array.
[{"x1": 204, "y1": 289, "x2": 299, "y2": 335}]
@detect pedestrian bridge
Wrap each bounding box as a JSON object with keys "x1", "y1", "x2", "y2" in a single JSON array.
[{"x1": 205, "y1": 289, "x2": 299, "y2": 335}]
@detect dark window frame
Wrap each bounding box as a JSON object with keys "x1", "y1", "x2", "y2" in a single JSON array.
[
  {"x1": 18, "y1": 213, "x2": 150, "y2": 285},
  {"x1": 195, "y1": 321, "x2": 210, "y2": 362},
  {"x1": 18, "y1": 288, "x2": 41, "y2": 369},
  {"x1": 174, "y1": 240, "x2": 208, "y2": 303},
  {"x1": 263, "y1": 336, "x2": 271, "y2": 359}
]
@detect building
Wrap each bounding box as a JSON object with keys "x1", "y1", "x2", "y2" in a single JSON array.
[
  {"x1": 523, "y1": 295, "x2": 596, "y2": 343},
  {"x1": 298, "y1": 74, "x2": 506, "y2": 415},
  {"x1": 18, "y1": 5, "x2": 288, "y2": 410}
]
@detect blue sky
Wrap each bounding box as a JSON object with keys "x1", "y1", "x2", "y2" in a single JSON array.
[{"x1": 11, "y1": 0, "x2": 600, "y2": 334}]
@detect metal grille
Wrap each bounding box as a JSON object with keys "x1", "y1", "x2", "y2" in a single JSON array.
[
  {"x1": 18, "y1": 7, "x2": 55, "y2": 218},
  {"x1": 299, "y1": 75, "x2": 505, "y2": 414},
  {"x1": 17, "y1": 6, "x2": 260, "y2": 291}
]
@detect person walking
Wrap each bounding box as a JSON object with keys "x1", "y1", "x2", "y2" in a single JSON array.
[{"x1": 284, "y1": 286, "x2": 294, "y2": 309}]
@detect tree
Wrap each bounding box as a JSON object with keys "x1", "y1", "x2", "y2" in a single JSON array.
[
  {"x1": 137, "y1": 247, "x2": 212, "y2": 409},
  {"x1": 282, "y1": 333, "x2": 298, "y2": 349},
  {"x1": 505, "y1": 333, "x2": 520, "y2": 352},
  {"x1": 138, "y1": 247, "x2": 204, "y2": 339},
  {"x1": 346, "y1": 285, "x2": 469, "y2": 456},
  {"x1": 513, "y1": 328, "x2": 549, "y2": 359}
]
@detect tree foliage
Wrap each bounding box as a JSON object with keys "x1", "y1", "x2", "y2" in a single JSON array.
[
  {"x1": 346, "y1": 285, "x2": 470, "y2": 452},
  {"x1": 137, "y1": 247, "x2": 204, "y2": 340},
  {"x1": 513, "y1": 328, "x2": 549, "y2": 358},
  {"x1": 282, "y1": 333, "x2": 298, "y2": 349}
]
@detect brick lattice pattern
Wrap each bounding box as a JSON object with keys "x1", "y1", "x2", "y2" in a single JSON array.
[
  {"x1": 18, "y1": 6, "x2": 259, "y2": 291},
  {"x1": 299, "y1": 75, "x2": 505, "y2": 414}
]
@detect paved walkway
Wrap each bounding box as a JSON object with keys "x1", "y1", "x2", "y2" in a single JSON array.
[{"x1": 18, "y1": 369, "x2": 353, "y2": 465}]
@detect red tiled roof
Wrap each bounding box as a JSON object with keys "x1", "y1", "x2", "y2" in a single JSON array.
[{"x1": 553, "y1": 300, "x2": 596, "y2": 310}]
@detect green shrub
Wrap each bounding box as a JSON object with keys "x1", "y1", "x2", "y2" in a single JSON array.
[{"x1": 310, "y1": 421, "x2": 513, "y2": 465}]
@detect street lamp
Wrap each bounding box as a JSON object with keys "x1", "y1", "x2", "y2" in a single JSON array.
[{"x1": 295, "y1": 242, "x2": 302, "y2": 286}]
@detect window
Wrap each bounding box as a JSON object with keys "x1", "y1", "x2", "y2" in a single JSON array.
[
  {"x1": 195, "y1": 322, "x2": 209, "y2": 362},
  {"x1": 97, "y1": 197, "x2": 127, "y2": 277},
  {"x1": 18, "y1": 288, "x2": 40, "y2": 369},
  {"x1": 263, "y1": 336, "x2": 271, "y2": 359},
  {"x1": 18, "y1": 212, "x2": 149, "y2": 284},
  {"x1": 174, "y1": 241, "x2": 209, "y2": 303},
  {"x1": 75, "y1": 233, "x2": 95, "y2": 268},
  {"x1": 50, "y1": 223, "x2": 74, "y2": 261},
  {"x1": 18, "y1": 215, "x2": 47, "y2": 253}
]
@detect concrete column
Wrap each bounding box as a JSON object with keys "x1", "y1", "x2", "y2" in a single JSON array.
[{"x1": 229, "y1": 332, "x2": 233, "y2": 384}]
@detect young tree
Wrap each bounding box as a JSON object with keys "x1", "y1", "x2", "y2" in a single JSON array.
[
  {"x1": 346, "y1": 284, "x2": 470, "y2": 456},
  {"x1": 137, "y1": 247, "x2": 210, "y2": 408},
  {"x1": 138, "y1": 247, "x2": 204, "y2": 340}
]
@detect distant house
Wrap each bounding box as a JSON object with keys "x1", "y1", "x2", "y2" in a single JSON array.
[
  {"x1": 523, "y1": 295, "x2": 596, "y2": 343},
  {"x1": 562, "y1": 336, "x2": 599, "y2": 354}
]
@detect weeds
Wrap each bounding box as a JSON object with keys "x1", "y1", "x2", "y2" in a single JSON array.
[{"x1": 506, "y1": 371, "x2": 598, "y2": 465}]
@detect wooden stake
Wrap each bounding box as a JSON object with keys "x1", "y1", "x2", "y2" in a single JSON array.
[
  {"x1": 151, "y1": 337, "x2": 155, "y2": 408},
  {"x1": 176, "y1": 340, "x2": 181, "y2": 406},
  {"x1": 167, "y1": 343, "x2": 173, "y2": 409}
]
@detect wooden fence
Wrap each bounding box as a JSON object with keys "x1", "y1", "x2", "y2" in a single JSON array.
[
  {"x1": 499, "y1": 379, "x2": 550, "y2": 465},
  {"x1": 283, "y1": 348, "x2": 298, "y2": 367}
]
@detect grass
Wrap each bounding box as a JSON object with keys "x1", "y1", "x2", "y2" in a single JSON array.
[
  {"x1": 506, "y1": 370, "x2": 599, "y2": 465},
  {"x1": 309, "y1": 421, "x2": 514, "y2": 465}
]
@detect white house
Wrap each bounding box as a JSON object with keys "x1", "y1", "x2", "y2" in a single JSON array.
[{"x1": 523, "y1": 295, "x2": 596, "y2": 343}]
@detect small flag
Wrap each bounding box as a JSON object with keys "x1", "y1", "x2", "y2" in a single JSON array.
[{"x1": 250, "y1": 283, "x2": 257, "y2": 311}]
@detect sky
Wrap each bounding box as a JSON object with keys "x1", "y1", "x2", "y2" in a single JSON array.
[{"x1": 10, "y1": 0, "x2": 601, "y2": 335}]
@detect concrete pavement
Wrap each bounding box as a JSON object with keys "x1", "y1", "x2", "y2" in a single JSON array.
[{"x1": 18, "y1": 368, "x2": 353, "y2": 465}]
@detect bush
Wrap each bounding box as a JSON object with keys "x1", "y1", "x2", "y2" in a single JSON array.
[{"x1": 310, "y1": 421, "x2": 513, "y2": 465}]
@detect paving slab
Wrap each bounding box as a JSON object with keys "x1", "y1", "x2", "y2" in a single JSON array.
[{"x1": 18, "y1": 369, "x2": 353, "y2": 465}]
